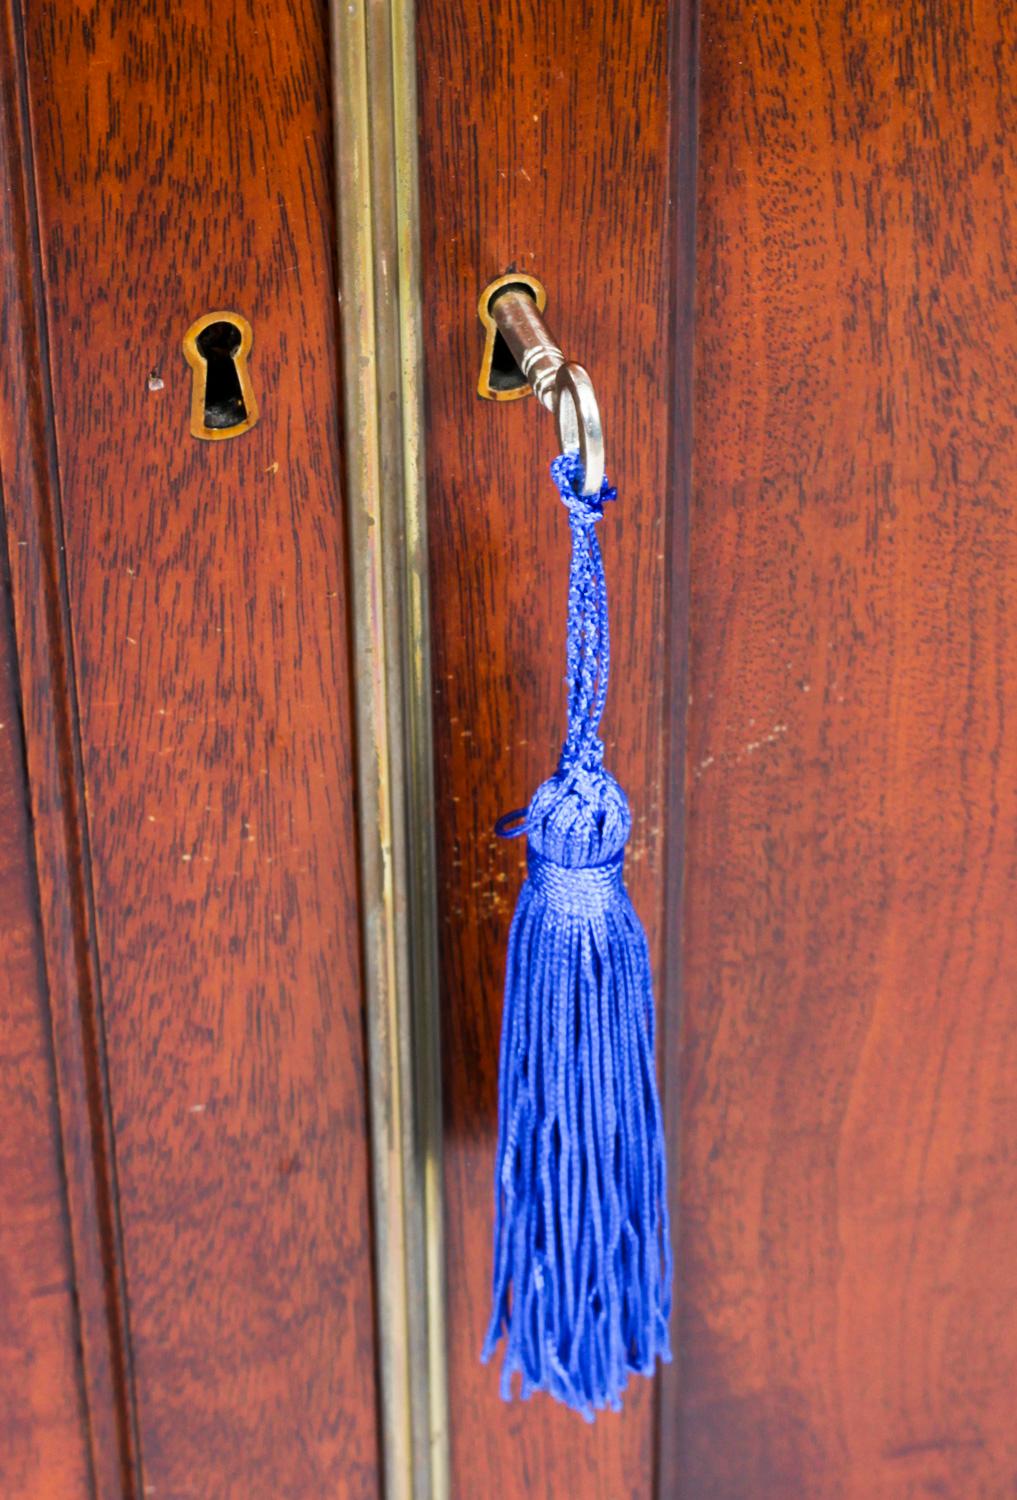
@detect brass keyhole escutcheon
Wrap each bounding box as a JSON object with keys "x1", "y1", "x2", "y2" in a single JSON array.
[
  {"x1": 477, "y1": 272, "x2": 548, "y2": 402},
  {"x1": 182, "y1": 310, "x2": 259, "y2": 440}
]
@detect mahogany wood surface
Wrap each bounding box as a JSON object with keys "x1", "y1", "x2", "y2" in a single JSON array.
[
  {"x1": 674, "y1": 3, "x2": 1017, "y2": 1495},
  {"x1": 0, "y1": 1, "x2": 137, "y2": 1487},
  {"x1": 12, "y1": 1, "x2": 380, "y2": 1495},
  {"x1": 416, "y1": 1, "x2": 683, "y2": 1494},
  {"x1": 0, "y1": 545, "x2": 92, "y2": 1497}
]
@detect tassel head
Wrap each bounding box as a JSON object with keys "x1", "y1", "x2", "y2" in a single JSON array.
[{"x1": 526, "y1": 761, "x2": 631, "y2": 868}]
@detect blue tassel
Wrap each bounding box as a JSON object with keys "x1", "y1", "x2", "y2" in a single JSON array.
[{"x1": 482, "y1": 451, "x2": 672, "y2": 1419}]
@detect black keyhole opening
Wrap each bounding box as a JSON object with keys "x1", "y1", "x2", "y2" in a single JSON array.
[{"x1": 196, "y1": 320, "x2": 248, "y2": 429}]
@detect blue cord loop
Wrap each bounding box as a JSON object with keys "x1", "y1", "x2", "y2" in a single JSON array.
[{"x1": 494, "y1": 807, "x2": 528, "y2": 840}]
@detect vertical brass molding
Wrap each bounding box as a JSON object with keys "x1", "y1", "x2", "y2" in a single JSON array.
[{"x1": 330, "y1": 4, "x2": 448, "y2": 1500}]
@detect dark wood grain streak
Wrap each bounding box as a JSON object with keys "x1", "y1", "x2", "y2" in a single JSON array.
[
  {"x1": 0, "y1": 1, "x2": 138, "y2": 1490},
  {"x1": 18, "y1": 1, "x2": 381, "y2": 1495},
  {"x1": 416, "y1": 1, "x2": 676, "y2": 1494},
  {"x1": 0, "y1": 523, "x2": 93, "y2": 1497},
  {"x1": 657, "y1": 0, "x2": 699, "y2": 1491},
  {"x1": 675, "y1": 3, "x2": 1017, "y2": 1495}
]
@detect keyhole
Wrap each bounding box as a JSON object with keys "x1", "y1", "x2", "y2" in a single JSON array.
[
  {"x1": 197, "y1": 321, "x2": 245, "y2": 428},
  {"x1": 182, "y1": 311, "x2": 259, "y2": 440}
]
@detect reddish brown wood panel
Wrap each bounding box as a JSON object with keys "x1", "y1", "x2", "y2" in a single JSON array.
[
  {"x1": 0, "y1": 2, "x2": 136, "y2": 1487},
  {"x1": 18, "y1": 2, "x2": 380, "y2": 1496},
  {"x1": 675, "y1": 3, "x2": 1017, "y2": 1496},
  {"x1": 416, "y1": 1, "x2": 678, "y2": 1493},
  {"x1": 0, "y1": 542, "x2": 92, "y2": 1498}
]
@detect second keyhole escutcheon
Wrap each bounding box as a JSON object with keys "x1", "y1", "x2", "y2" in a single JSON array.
[{"x1": 182, "y1": 310, "x2": 259, "y2": 440}]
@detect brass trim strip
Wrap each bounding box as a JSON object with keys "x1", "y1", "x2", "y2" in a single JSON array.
[{"x1": 329, "y1": 3, "x2": 447, "y2": 1498}]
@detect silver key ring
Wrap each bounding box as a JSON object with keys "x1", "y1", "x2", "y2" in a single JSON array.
[{"x1": 554, "y1": 362, "x2": 604, "y2": 496}]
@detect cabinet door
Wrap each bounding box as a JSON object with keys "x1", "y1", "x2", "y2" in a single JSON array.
[
  {"x1": 672, "y1": 3, "x2": 1017, "y2": 1496},
  {"x1": 416, "y1": 2, "x2": 692, "y2": 1495},
  {"x1": 0, "y1": 1, "x2": 381, "y2": 1495}
]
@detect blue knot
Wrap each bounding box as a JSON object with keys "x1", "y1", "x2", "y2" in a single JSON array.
[{"x1": 550, "y1": 451, "x2": 617, "y2": 524}]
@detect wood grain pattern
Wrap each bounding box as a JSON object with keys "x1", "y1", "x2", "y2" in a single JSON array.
[
  {"x1": 0, "y1": 1, "x2": 137, "y2": 1487},
  {"x1": 16, "y1": 1, "x2": 381, "y2": 1494},
  {"x1": 674, "y1": 3, "x2": 1017, "y2": 1495},
  {"x1": 416, "y1": 1, "x2": 678, "y2": 1493},
  {"x1": 0, "y1": 531, "x2": 92, "y2": 1498}
]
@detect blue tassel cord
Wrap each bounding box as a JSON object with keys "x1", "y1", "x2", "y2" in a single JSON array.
[{"x1": 483, "y1": 451, "x2": 672, "y2": 1419}]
